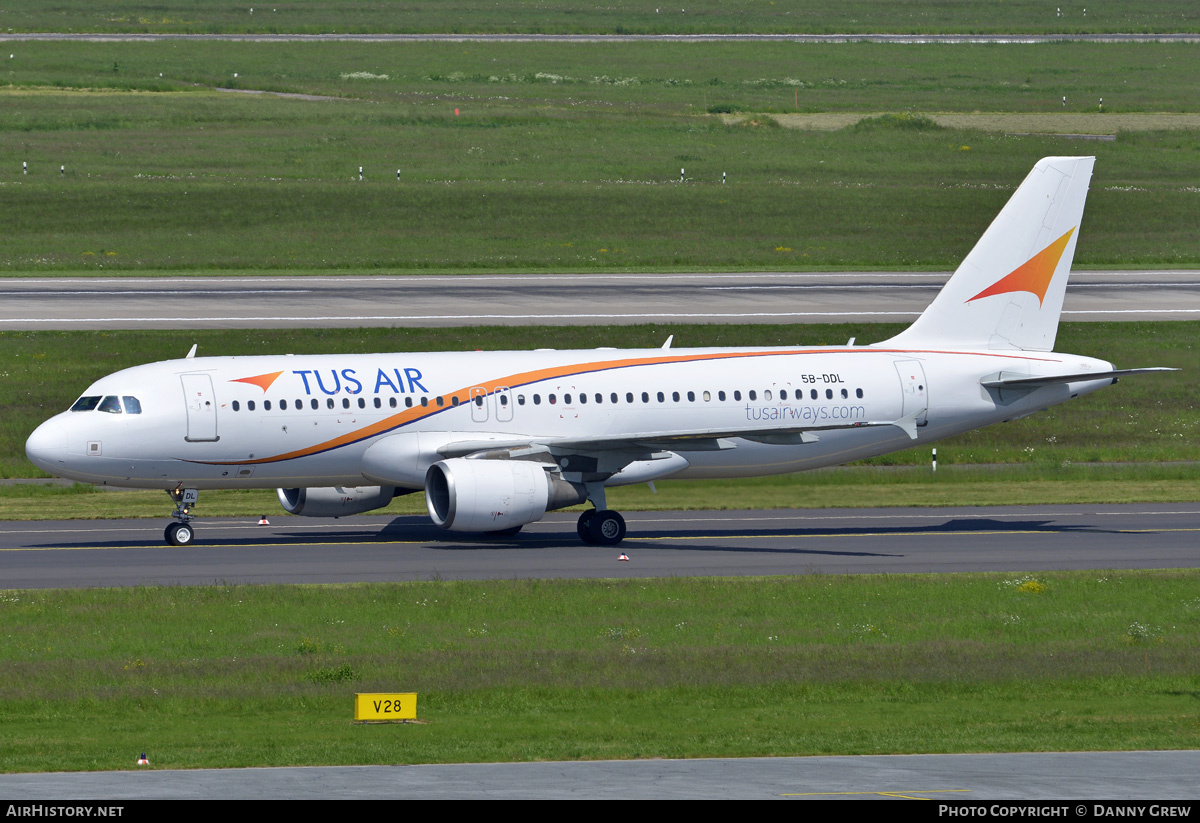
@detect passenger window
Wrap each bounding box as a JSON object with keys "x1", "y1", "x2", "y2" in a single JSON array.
[
  {"x1": 811, "y1": 389, "x2": 818, "y2": 400},
  {"x1": 671, "y1": 391, "x2": 680, "y2": 402},
  {"x1": 248, "y1": 400, "x2": 256, "y2": 411},
  {"x1": 280, "y1": 399, "x2": 288, "y2": 410},
  {"x1": 841, "y1": 388, "x2": 848, "y2": 399},
  {"x1": 625, "y1": 392, "x2": 633, "y2": 403},
  {"x1": 436, "y1": 397, "x2": 444, "y2": 407},
  {"x1": 748, "y1": 390, "x2": 757, "y2": 401},
  {"x1": 421, "y1": 397, "x2": 429, "y2": 407},
  {"x1": 70, "y1": 396, "x2": 102, "y2": 412},
  {"x1": 565, "y1": 393, "x2": 573, "y2": 404},
  {"x1": 533, "y1": 394, "x2": 541, "y2": 405},
  {"x1": 500, "y1": 395, "x2": 509, "y2": 406},
  {"x1": 406, "y1": 397, "x2": 414, "y2": 408},
  {"x1": 733, "y1": 391, "x2": 741, "y2": 401},
  {"x1": 232, "y1": 400, "x2": 240, "y2": 412},
  {"x1": 327, "y1": 398, "x2": 335, "y2": 409},
  {"x1": 375, "y1": 397, "x2": 382, "y2": 408},
  {"x1": 549, "y1": 394, "x2": 557, "y2": 405},
  {"x1": 779, "y1": 389, "x2": 787, "y2": 400},
  {"x1": 388, "y1": 397, "x2": 396, "y2": 408},
  {"x1": 657, "y1": 392, "x2": 665, "y2": 403},
  {"x1": 703, "y1": 391, "x2": 711, "y2": 402},
  {"x1": 342, "y1": 398, "x2": 350, "y2": 409},
  {"x1": 311, "y1": 399, "x2": 319, "y2": 410},
  {"x1": 98, "y1": 396, "x2": 122, "y2": 414},
  {"x1": 764, "y1": 390, "x2": 772, "y2": 401},
  {"x1": 641, "y1": 392, "x2": 649, "y2": 403},
  {"x1": 358, "y1": 398, "x2": 367, "y2": 409},
  {"x1": 611, "y1": 393, "x2": 619, "y2": 404},
  {"x1": 450, "y1": 396, "x2": 459, "y2": 406},
  {"x1": 718, "y1": 391, "x2": 726, "y2": 401},
  {"x1": 264, "y1": 400, "x2": 272, "y2": 411},
  {"x1": 518, "y1": 395, "x2": 526, "y2": 406},
  {"x1": 826, "y1": 389, "x2": 833, "y2": 399},
  {"x1": 474, "y1": 395, "x2": 484, "y2": 407},
  {"x1": 688, "y1": 391, "x2": 696, "y2": 402},
  {"x1": 856, "y1": 388, "x2": 863, "y2": 399},
  {"x1": 122, "y1": 396, "x2": 142, "y2": 414}
]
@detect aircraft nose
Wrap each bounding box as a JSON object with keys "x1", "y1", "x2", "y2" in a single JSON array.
[{"x1": 25, "y1": 419, "x2": 70, "y2": 473}]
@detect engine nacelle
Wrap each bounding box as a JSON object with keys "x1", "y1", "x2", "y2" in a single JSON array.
[
  {"x1": 277, "y1": 485, "x2": 399, "y2": 518},
  {"x1": 425, "y1": 459, "x2": 585, "y2": 532}
]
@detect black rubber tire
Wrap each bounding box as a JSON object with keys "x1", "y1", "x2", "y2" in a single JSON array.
[
  {"x1": 165, "y1": 522, "x2": 194, "y2": 546},
  {"x1": 588, "y1": 510, "x2": 626, "y2": 546},
  {"x1": 577, "y1": 509, "x2": 597, "y2": 544}
]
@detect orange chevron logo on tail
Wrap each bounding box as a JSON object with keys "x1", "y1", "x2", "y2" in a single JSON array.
[
  {"x1": 230, "y1": 371, "x2": 284, "y2": 392},
  {"x1": 966, "y1": 227, "x2": 1076, "y2": 306}
]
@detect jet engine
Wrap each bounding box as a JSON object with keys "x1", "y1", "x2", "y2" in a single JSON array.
[
  {"x1": 425, "y1": 458, "x2": 585, "y2": 532},
  {"x1": 277, "y1": 485, "x2": 399, "y2": 518}
]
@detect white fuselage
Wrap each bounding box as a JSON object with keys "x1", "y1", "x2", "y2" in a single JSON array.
[{"x1": 25, "y1": 344, "x2": 1115, "y2": 491}]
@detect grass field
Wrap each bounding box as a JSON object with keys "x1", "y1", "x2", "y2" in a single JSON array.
[
  {"x1": 3, "y1": 17, "x2": 1198, "y2": 775},
  {"x1": 3, "y1": 0, "x2": 1199, "y2": 34},
  {"x1": 3, "y1": 571, "x2": 1199, "y2": 772},
  {"x1": 3, "y1": 41, "x2": 1200, "y2": 272}
]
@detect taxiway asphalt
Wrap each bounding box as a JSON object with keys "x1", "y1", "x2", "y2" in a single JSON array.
[
  {"x1": 3, "y1": 751, "x2": 1200, "y2": 799},
  {"x1": 3, "y1": 503, "x2": 1197, "y2": 588}
]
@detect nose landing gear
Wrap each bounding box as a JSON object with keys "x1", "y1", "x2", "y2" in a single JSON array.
[{"x1": 165, "y1": 487, "x2": 198, "y2": 546}]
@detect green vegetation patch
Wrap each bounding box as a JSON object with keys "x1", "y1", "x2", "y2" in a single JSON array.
[
  {"x1": 3, "y1": 42, "x2": 1200, "y2": 272},
  {"x1": 2, "y1": 571, "x2": 1199, "y2": 771},
  {"x1": 5, "y1": 464, "x2": 1200, "y2": 521},
  {"x1": 1, "y1": 0, "x2": 1197, "y2": 34}
]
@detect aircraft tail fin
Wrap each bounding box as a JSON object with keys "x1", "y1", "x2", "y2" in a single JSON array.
[{"x1": 881, "y1": 156, "x2": 1094, "y2": 352}]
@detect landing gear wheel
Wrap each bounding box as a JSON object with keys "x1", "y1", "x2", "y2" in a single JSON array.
[
  {"x1": 577, "y1": 509, "x2": 597, "y2": 544},
  {"x1": 165, "y1": 522, "x2": 194, "y2": 546},
  {"x1": 588, "y1": 509, "x2": 626, "y2": 546}
]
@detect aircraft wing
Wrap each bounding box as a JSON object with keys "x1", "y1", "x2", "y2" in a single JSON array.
[{"x1": 436, "y1": 411, "x2": 925, "y2": 462}]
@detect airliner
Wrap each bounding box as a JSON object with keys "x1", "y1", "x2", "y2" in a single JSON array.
[{"x1": 25, "y1": 156, "x2": 1170, "y2": 547}]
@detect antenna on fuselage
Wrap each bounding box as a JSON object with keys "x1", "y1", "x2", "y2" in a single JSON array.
[
  {"x1": 185, "y1": 344, "x2": 198, "y2": 359},
  {"x1": 661, "y1": 335, "x2": 673, "y2": 350}
]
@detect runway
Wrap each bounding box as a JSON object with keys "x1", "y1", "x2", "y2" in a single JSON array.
[
  {"x1": 3, "y1": 270, "x2": 1199, "y2": 329},
  {"x1": 4, "y1": 504, "x2": 1198, "y2": 589},
  {"x1": 3, "y1": 751, "x2": 1199, "y2": 800}
]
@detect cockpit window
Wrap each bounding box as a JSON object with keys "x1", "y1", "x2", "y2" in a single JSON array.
[
  {"x1": 122, "y1": 396, "x2": 142, "y2": 414},
  {"x1": 97, "y1": 395, "x2": 123, "y2": 414},
  {"x1": 70, "y1": 396, "x2": 102, "y2": 412}
]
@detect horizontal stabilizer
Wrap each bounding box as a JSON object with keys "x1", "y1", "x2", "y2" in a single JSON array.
[{"x1": 981, "y1": 367, "x2": 1177, "y2": 389}]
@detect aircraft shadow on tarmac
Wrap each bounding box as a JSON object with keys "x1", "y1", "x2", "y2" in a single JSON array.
[{"x1": 28, "y1": 515, "x2": 1122, "y2": 552}]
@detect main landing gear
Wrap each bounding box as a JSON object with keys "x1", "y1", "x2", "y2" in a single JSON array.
[
  {"x1": 165, "y1": 487, "x2": 198, "y2": 546},
  {"x1": 574, "y1": 482, "x2": 627, "y2": 546},
  {"x1": 576, "y1": 508, "x2": 627, "y2": 546}
]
